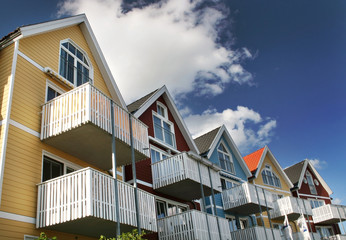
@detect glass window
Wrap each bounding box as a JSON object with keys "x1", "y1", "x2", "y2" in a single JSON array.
[
  {"x1": 59, "y1": 40, "x2": 91, "y2": 87},
  {"x1": 150, "y1": 147, "x2": 169, "y2": 164},
  {"x1": 217, "y1": 143, "x2": 235, "y2": 173},
  {"x1": 309, "y1": 199, "x2": 324, "y2": 209},
  {"x1": 156, "y1": 200, "x2": 167, "y2": 219},
  {"x1": 262, "y1": 165, "x2": 281, "y2": 188},
  {"x1": 306, "y1": 171, "x2": 317, "y2": 195},
  {"x1": 46, "y1": 86, "x2": 61, "y2": 101},
  {"x1": 227, "y1": 216, "x2": 237, "y2": 232},
  {"x1": 153, "y1": 109, "x2": 175, "y2": 147},
  {"x1": 221, "y1": 179, "x2": 237, "y2": 190},
  {"x1": 42, "y1": 156, "x2": 78, "y2": 182}
]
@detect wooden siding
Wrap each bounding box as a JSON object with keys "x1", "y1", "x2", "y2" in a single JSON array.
[
  {"x1": 0, "y1": 44, "x2": 14, "y2": 121},
  {"x1": 18, "y1": 25, "x2": 112, "y2": 100},
  {"x1": 0, "y1": 217, "x2": 97, "y2": 240},
  {"x1": 0, "y1": 124, "x2": 120, "y2": 217}
]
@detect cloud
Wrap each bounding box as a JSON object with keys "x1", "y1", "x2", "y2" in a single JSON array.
[
  {"x1": 57, "y1": 0, "x2": 253, "y2": 102},
  {"x1": 184, "y1": 106, "x2": 277, "y2": 153},
  {"x1": 308, "y1": 158, "x2": 328, "y2": 170},
  {"x1": 332, "y1": 198, "x2": 342, "y2": 205}
]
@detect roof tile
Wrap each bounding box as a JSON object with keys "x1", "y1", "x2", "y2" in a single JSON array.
[{"x1": 243, "y1": 147, "x2": 265, "y2": 173}]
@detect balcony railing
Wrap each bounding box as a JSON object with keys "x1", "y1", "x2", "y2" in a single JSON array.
[
  {"x1": 222, "y1": 183, "x2": 273, "y2": 215},
  {"x1": 36, "y1": 168, "x2": 157, "y2": 237},
  {"x1": 312, "y1": 204, "x2": 346, "y2": 225},
  {"x1": 41, "y1": 83, "x2": 149, "y2": 169},
  {"x1": 323, "y1": 234, "x2": 346, "y2": 240},
  {"x1": 157, "y1": 210, "x2": 231, "y2": 240},
  {"x1": 292, "y1": 232, "x2": 321, "y2": 240},
  {"x1": 230, "y1": 226, "x2": 281, "y2": 240},
  {"x1": 151, "y1": 152, "x2": 221, "y2": 201},
  {"x1": 270, "y1": 196, "x2": 312, "y2": 221}
]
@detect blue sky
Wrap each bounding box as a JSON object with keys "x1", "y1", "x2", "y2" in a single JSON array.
[{"x1": 1, "y1": 0, "x2": 345, "y2": 209}]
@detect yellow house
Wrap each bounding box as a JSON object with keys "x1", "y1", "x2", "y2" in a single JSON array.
[
  {"x1": 244, "y1": 146, "x2": 312, "y2": 238},
  {"x1": 0, "y1": 14, "x2": 155, "y2": 239}
]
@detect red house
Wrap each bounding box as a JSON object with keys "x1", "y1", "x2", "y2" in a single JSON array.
[{"x1": 284, "y1": 159, "x2": 346, "y2": 239}]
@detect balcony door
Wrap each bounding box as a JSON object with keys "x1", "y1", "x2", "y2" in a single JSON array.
[{"x1": 42, "y1": 155, "x2": 79, "y2": 182}]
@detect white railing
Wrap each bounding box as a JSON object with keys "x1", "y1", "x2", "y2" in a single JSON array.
[
  {"x1": 222, "y1": 182, "x2": 273, "y2": 212},
  {"x1": 230, "y1": 226, "x2": 281, "y2": 240},
  {"x1": 292, "y1": 232, "x2": 321, "y2": 240},
  {"x1": 157, "y1": 210, "x2": 231, "y2": 240},
  {"x1": 41, "y1": 83, "x2": 149, "y2": 157},
  {"x1": 325, "y1": 234, "x2": 346, "y2": 240},
  {"x1": 312, "y1": 204, "x2": 346, "y2": 224},
  {"x1": 151, "y1": 152, "x2": 220, "y2": 193},
  {"x1": 36, "y1": 167, "x2": 157, "y2": 232},
  {"x1": 270, "y1": 196, "x2": 313, "y2": 219}
]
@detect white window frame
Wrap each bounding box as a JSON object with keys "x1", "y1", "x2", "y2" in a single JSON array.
[
  {"x1": 225, "y1": 215, "x2": 238, "y2": 232},
  {"x1": 58, "y1": 39, "x2": 93, "y2": 87},
  {"x1": 220, "y1": 177, "x2": 239, "y2": 190},
  {"x1": 155, "y1": 196, "x2": 189, "y2": 218},
  {"x1": 24, "y1": 236, "x2": 38, "y2": 240},
  {"x1": 308, "y1": 198, "x2": 325, "y2": 209},
  {"x1": 261, "y1": 164, "x2": 282, "y2": 188},
  {"x1": 152, "y1": 102, "x2": 176, "y2": 148},
  {"x1": 45, "y1": 79, "x2": 65, "y2": 102},
  {"x1": 150, "y1": 145, "x2": 171, "y2": 163},
  {"x1": 41, "y1": 150, "x2": 82, "y2": 182},
  {"x1": 306, "y1": 170, "x2": 317, "y2": 195},
  {"x1": 217, "y1": 140, "x2": 235, "y2": 174},
  {"x1": 316, "y1": 226, "x2": 334, "y2": 238},
  {"x1": 156, "y1": 101, "x2": 168, "y2": 119}
]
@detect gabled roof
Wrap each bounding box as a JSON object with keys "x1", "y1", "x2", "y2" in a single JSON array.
[
  {"x1": 244, "y1": 146, "x2": 293, "y2": 188},
  {"x1": 129, "y1": 85, "x2": 199, "y2": 154},
  {"x1": 0, "y1": 14, "x2": 127, "y2": 109},
  {"x1": 194, "y1": 125, "x2": 252, "y2": 178},
  {"x1": 284, "y1": 159, "x2": 333, "y2": 195}
]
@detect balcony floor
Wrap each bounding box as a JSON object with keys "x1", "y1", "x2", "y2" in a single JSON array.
[
  {"x1": 271, "y1": 212, "x2": 301, "y2": 221},
  {"x1": 225, "y1": 202, "x2": 269, "y2": 216},
  {"x1": 43, "y1": 122, "x2": 146, "y2": 169}
]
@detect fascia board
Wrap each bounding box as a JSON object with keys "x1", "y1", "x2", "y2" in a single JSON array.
[
  {"x1": 308, "y1": 161, "x2": 333, "y2": 195},
  {"x1": 297, "y1": 160, "x2": 309, "y2": 189},
  {"x1": 254, "y1": 146, "x2": 267, "y2": 179},
  {"x1": 133, "y1": 86, "x2": 166, "y2": 118}
]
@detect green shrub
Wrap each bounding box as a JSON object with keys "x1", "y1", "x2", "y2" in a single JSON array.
[
  {"x1": 35, "y1": 232, "x2": 57, "y2": 240},
  {"x1": 99, "y1": 229, "x2": 147, "y2": 240}
]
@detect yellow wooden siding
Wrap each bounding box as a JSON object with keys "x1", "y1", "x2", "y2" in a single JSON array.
[
  {"x1": 0, "y1": 124, "x2": 118, "y2": 217},
  {"x1": 0, "y1": 44, "x2": 14, "y2": 120},
  {"x1": 256, "y1": 217, "x2": 298, "y2": 232},
  {"x1": 18, "y1": 25, "x2": 111, "y2": 97},
  {"x1": 0, "y1": 218, "x2": 97, "y2": 240}
]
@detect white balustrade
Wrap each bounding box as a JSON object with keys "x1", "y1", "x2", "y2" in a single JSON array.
[
  {"x1": 270, "y1": 196, "x2": 312, "y2": 220},
  {"x1": 312, "y1": 204, "x2": 346, "y2": 224},
  {"x1": 291, "y1": 232, "x2": 322, "y2": 240},
  {"x1": 157, "y1": 210, "x2": 231, "y2": 240},
  {"x1": 230, "y1": 226, "x2": 281, "y2": 240},
  {"x1": 41, "y1": 83, "x2": 149, "y2": 157},
  {"x1": 222, "y1": 183, "x2": 273, "y2": 213},
  {"x1": 36, "y1": 168, "x2": 157, "y2": 232}
]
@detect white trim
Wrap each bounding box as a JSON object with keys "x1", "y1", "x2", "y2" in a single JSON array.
[
  {"x1": 155, "y1": 196, "x2": 189, "y2": 209},
  {"x1": 150, "y1": 144, "x2": 171, "y2": 163},
  {"x1": 217, "y1": 139, "x2": 236, "y2": 174},
  {"x1": 205, "y1": 205, "x2": 223, "y2": 210},
  {"x1": 9, "y1": 120, "x2": 40, "y2": 138},
  {"x1": 45, "y1": 79, "x2": 65, "y2": 102},
  {"x1": 152, "y1": 109, "x2": 176, "y2": 149},
  {"x1": 18, "y1": 50, "x2": 44, "y2": 71},
  {"x1": 299, "y1": 193, "x2": 331, "y2": 200},
  {"x1": 127, "y1": 179, "x2": 153, "y2": 188},
  {"x1": 0, "y1": 210, "x2": 35, "y2": 224},
  {"x1": 0, "y1": 39, "x2": 19, "y2": 206},
  {"x1": 254, "y1": 183, "x2": 291, "y2": 194},
  {"x1": 156, "y1": 101, "x2": 168, "y2": 119},
  {"x1": 0, "y1": 120, "x2": 3, "y2": 126},
  {"x1": 149, "y1": 136, "x2": 180, "y2": 154}
]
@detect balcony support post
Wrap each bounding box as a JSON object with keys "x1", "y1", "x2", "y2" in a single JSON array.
[
  {"x1": 336, "y1": 205, "x2": 346, "y2": 234},
  {"x1": 208, "y1": 167, "x2": 222, "y2": 240},
  {"x1": 198, "y1": 162, "x2": 211, "y2": 240},
  {"x1": 111, "y1": 101, "x2": 121, "y2": 236},
  {"x1": 301, "y1": 199, "x2": 315, "y2": 240},
  {"x1": 262, "y1": 188, "x2": 275, "y2": 240},
  {"x1": 129, "y1": 113, "x2": 141, "y2": 234},
  {"x1": 255, "y1": 185, "x2": 268, "y2": 240}
]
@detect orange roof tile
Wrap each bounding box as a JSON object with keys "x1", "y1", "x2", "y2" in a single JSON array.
[{"x1": 244, "y1": 147, "x2": 265, "y2": 173}]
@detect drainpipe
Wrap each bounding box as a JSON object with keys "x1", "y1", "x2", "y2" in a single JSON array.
[
  {"x1": 208, "y1": 167, "x2": 222, "y2": 240},
  {"x1": 262, "y1": 188, "x2": 275, "y2": 240},
  {"x1": 198, "y1": 161, "x2": 212, "y2": 240},
  {"x1": 254, "y1": 185, "x2": 268, "y2": 240},
  {"x1": 129, "y1": 113, "x2": 141, "y2": 234},
  {"x1": 111, "y1": 101, "x2": 121, "y2": 236},
  {"x1": 301, "y1": 199, "x2": 315, "y2": 240}
]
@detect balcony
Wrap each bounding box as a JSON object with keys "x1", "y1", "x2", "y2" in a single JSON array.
[
  {"x1": 230, "y1": 226, "x2": 281, "y2": 240},
  {"x1": 151, "y1": 152, "x2": 221, "y2": 201},
  {"x1": 157, "y1": 210, "x2": 231, "y2": 240},
  {"x1": 312, "y1": 204, "x2": 346, "y2": 225},
  {"x1": 270, "y1": 196, "x2": 312, "y2": 221},
  {"x1": 222, "y1": 183, "x2": 273, "y2": 215},
  {"x1": 292, "y1": 232, "x2": 321, "y2": 240},
  {"x1": 36, "y1": 168, "x2": 157, "y2": 237},
  {"x1": 41, "y1": 83, "x2": 149, "y2": 169},
  {"x1": 324, "y1": 235, "x2": 346, "y2": 240}
]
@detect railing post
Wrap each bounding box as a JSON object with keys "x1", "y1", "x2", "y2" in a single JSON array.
[
  {"x1": 254, "y1": 185, "x2": 268, "y2": 240},
  {"x1": 129, "y1": 113, "x2": 141, "y2": 234},
  {"x1": 208, "y1": 167, "x2": 222, "y2": 240},
  {"x1": 197, "y1": 161, "x2": 212, "y2": 240},
  {"x1": 301, "y1": 199, "x2": 315, "y2": 240},
  {"x1": 111, "y1": 101, "x2": 121, "y2": 236},
  {"x1": 262, "y1": 188, "x2": 275, "y2": 240}
]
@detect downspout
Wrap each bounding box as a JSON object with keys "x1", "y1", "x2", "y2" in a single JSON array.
[{"x1": 0, "y1": 39, "x2": 19, "y2": 206}]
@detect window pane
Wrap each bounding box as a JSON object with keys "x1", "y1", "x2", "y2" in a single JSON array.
[
  {"x1": 156, "y1": 201, "x2": 167, "y2": 219},
  {"x1": 262, "y1": 171, "x2": 268, "y2": 184},
  {"x1": 67, "y1": 54, "x2": 74, "y2": 83},
  {"x1": 153, "y1": 116, "x2": 164, "y2": 141},
  {"x1": 47, "y1": 87, "x2": 57, "y2": 101},
  {"x1": 76, "y1": 49, "x2": 83, "y2": 61},
  {"x1": 68, "y1": 43, "x2": 76, "y2": 55},
  {"x1": 66, "y1": 167, "x2": 75, "y2": 174},
  {"x1": 42, "y1": 157, "x2": 63, "y2": 181},
  {"x1": 163, "y1": 121, "x2": 173, "y2": 146}
]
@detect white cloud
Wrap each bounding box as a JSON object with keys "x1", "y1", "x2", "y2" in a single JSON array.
[
  {"x1": 57, "y1": 0, "x2": 253, "y2": 102},
  {"x1": 184, "y1": 106, "x2": 276, "y2": 153},
  {"x1": 332, "y1": 198, "x2": 342, "y2": 205},
  {"x1": 308, "y1": 158, "x2": 328, "y2": 170}
]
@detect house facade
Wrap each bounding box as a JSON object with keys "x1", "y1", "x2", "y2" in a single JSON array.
[
  {"x1": 285, "y1": 159, "x2": 346, "y2": 239},
  {"x1": 0, "y1": 15, "x2": 155, "y2": 239}
]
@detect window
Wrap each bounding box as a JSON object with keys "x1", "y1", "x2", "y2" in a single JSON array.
[
  {"x1": 153, "y1": 102, "x2": 175, "y2": 147},
  {"x1": 316, "y1": 226, "x2": 334, "y2": 238},
  {"x1": 221, "y1": 178, "x2": 239, "y2": 190},
  {"x1": 156, "y1": 200, "x2": 167, "y2": 219},
  {"x1": 59, "y1": 40, "x2": 92, "y2": 87},
  {"x1": 227, "y1": 216, "x2": 238, "y2": 232},
  {"x1": 309, "y1": 199, "x2": 324, "y2": 209},
  {"x1": 45, "y1": 81, "x2": 64, "y2": 102},
  {"x1": 155, "y1": 199, "x2": 188, "y2": 219},
  {"x1": 306, "y1": 171, "x2": 317, "y2": 195},
  {"x1": 261, "y1": 165, "x2": 281, "y2": 188},
  {"x1": 273, "y1": 223, "x2": 284, "y2": 236},
  {"x1": 150, "y1": 146, "x2": 169, "y2": 164},
  {"x1": 42, "y1": 155, "x2": 79, "y2": 182},
  {"x1": 217, "y1": 142, "x2": 235, "y2": 173}
]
